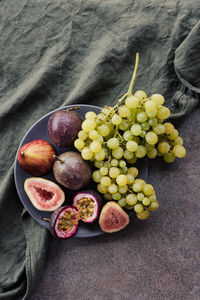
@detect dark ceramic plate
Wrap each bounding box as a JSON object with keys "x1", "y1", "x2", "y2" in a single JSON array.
[{"x1": 14, "y1": 104, "x2": 148, "y2": 238}]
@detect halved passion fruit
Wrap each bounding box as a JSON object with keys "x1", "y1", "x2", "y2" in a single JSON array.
[
  {"x1": 73, "y1": 190, "x2": 102, "y2": 223},
  {"x1": 50, "y1": 206, "x2": 79, "y2": 238}
]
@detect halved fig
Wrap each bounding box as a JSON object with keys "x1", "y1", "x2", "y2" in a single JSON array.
[
  {"x1": 50, "y1": 206, "x2": 79, "y2": 238},
  {"x1": 24, "y1": 177, "x2": 65, "y2": 211},
  {"x1": 73, "y1": 189, "x2": 102, "y2": 223},
  {"x1": 99, "y1": 201, "x2": 130, "y2": 233}
]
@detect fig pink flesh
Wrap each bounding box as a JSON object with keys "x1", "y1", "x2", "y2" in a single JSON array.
[{"x1": 24, "y1": 177, "x2": 65, "y2": 211}]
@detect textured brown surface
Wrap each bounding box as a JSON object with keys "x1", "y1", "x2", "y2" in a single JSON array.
[{"x1": 30, "y1": 108, "x2": 200, "y2": 300}]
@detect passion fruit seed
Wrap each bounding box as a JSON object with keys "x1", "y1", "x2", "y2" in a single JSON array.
[
  {"x1": 77, "y1": 197, "x2": 95, "y2": 220},
  {"x1": 58, "y1": 211, "x2": 79, "y2": 232}
]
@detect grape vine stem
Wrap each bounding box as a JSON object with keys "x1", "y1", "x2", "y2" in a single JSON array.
[{"x1": 127, "y1": 53, "x2": 139, "y2": 97}]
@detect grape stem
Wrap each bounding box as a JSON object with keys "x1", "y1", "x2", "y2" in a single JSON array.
[{"x1": 127, "y1": 53, "x2": 139, "y2": 97}]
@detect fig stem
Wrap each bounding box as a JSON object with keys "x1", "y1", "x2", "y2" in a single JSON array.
[
  {"x1": 53, "y1": 155, "x2": 64, "y2": 163},
  {"x1": 20, "y1": 151, "x2": 25, "y2": 157},
  {"x1": 40, "y1": 217, "x2": 50, "y2": 222},
  {"x1": 66, "y1": 106, "x2": 80, "y2": 111},
  {"x1": 127, "y1": 52, "x2": 139, "y2": 97}
]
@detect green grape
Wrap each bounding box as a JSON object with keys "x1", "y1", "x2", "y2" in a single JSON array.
[
  {"x1": 81, "y1": 147, "x2": 93, "y2": 160},
  {"x1": 100, "y1": 167, "x2": 108, "y2": 176},
  {"x1": 172, "y1": 137, "x2": 183, "y2": 146},
  {"x1": 149, "y1": 194, "x2": 156, "y2": 202},
  {"x1": 143, "y1": 184, "x2": 154, "y2": 196},
  {"x1": 94, "y1": 149, "x2": 106, "y2": 161},
  {"x1": 136, "y1": 209, "x2": 149, "y2": 220},
  {"x1": 127, "y1": 113, "x2": 136, "y2": 122},
  {"x1": 85, "y1": 111, "x2": 97, "y2": 120},
  {"x1": 112, "y1": 147, "x2": 124, "y2": 159},
  {"x1": 119, "y1": 119, "x2": 129, "y2": 131},
  {"x1": 74, "y1": 139, "x2": 85, "y2": 150},
  {"x1": 119, "y1": 160, "x2": 126, "y2": 168},
  {"x1": 124, "y1": 150, "x2": 134, "y2": 160},
  {"x1": 131, "y1": 124, "x2": 142, "y2": 136},
  {"x1": 140, "y1": 130, "x2": 146, "y2": 138},
  {"x1": 78, "y1": 130, "x2": 88, "y2": 140},
  {"x1": 168, "y1": 129, "x2": 179, "y2": 140},
  {"x1": 94, "y1": 161, "x2": 104, "y2": 168},
  {"x1": 97, "y1": 183, "x2": 108, "y2": 194},
  {"x1": 126, "y1": 174, "x2": 134, "y2": 184},
  {"x1": 153, "y1": 124, "x2": 165, "y2": 135},
  {"x1": 90, "y1": 141, "x2": 102, "y2": 153},
  {"x1": 125, "y1": 204, "x2": 135, "y2": 210},
  {"x1": 97, "y1": 124, "x2": 110, "y2": 136},
  {"x1": 149, "y1": 200, "x2": 159, "y2": 211},
  {"x1": 151, "y1": 94, "x2": 165, "y2": 105},
  {"x1": 118, "y1": 105, "x2": 131, "y2": 118},
  {"x1": 147, "y1": 111, "x2": 157, "y2": 118},
  {"x1": 145, "y1": 131, "x2": 158, "y2": 145},
  {"x1": 172, "y1": 145, "x2": 186, "y2": 158},
  {"x1": 111, "y1": 159, "x2": 118, "y2": 167},
  {"x1": 127, "y1": 167, "x2": 138, "y2": 178},
  {"x1": 89, "y1": 130, "x2": 98, "y2": 140},
  {"x1": 107, "y1": 138, "x2": 119, "y2": 149},
  {"x1": 118, "y1": 185, "x2": 128, "y2": 194},
  {"x1": 137, "y1": 111, "x2": 148, "y2": 122},
  {"x1": 147, "y1": 148, "x2": 157, "y2": 159},
  {"x1": 134, "y1": 203, "x2": 143, "y2": 213},
  {"x1": 133, "y1": 179, "x2": 145, "y2": 190},
  {"x1": 104, "y1": 161, "x2": 111, "y2": 168},
  {"x1": 108, "y1": 184, "x2": 118, "y2": 194},
  {"x1": 157, "y1": 106, "x2": 170, "y2": 119},
  {"x1": 82, "y1": 119, "x2": 96, "y2": 132},
  {"x1": 126, "y1": 156, "x2": 137, "y2": 164},
  {"x1": 101, "y1": 106, "x2": 113, "y2": 115},
  {"x1": 142, "y1": 197, "x2": 150, "y2": 206},
  {"x1": 121, "y1": 167, "x2": 128, "y2": 174},
  {"x1": 104, "y1": 193, "x2": 112, "y2": 201},
  {"x1": 111, "y1": 114, "x2": 122, "y2": 125},
  {"x1": 101, "y1": 176, "x2": 111, "y2": 187},
  {"x1": 157, "y1": 141, "x2": 170, "y2": 154},
  {"x1": 118, "y1": 198, "x2": 126, "y2": 207},
  {"x1": 95, "y1": 134, "x2": 104, "y2": 144},
  {"x1": 164, "y1": 122, "x2": 174, "y2": 134},
  {"x1": 125, "y1": 95, "x2": 140, "y2": 109},
  {"x1": 92, "y1": 170, "x2": 102, "y2": 183},
  {"x1": 112, "y1": 193, "x2": 121, "y2": 200},
  {"x1": 134, "y1": 90, "x2": 147, "y2": 101},
  {"x1": 145, "y1": 143, "x2": 155, "y2": 151},
  {"x1": 116, "y1": 174, "x2": 127, "y2": 186},
  {"x1": 149, "y1": 118, "x2": 158, "y2": 127},
  {"x1": 135, "y1": 145, "x2": 147, "y2": 158},
  {"x1": 145, "y1": 100, "x2": 157, "y2": 113},
  {"x1": 126, "y1": 140, "x2": 138, "y2": 152},
  {"x1": 123, "y1": 130, "x2": 133, "y2": 141},
  {"x1": 141, "y1": 122, "x2": 150, "y2": 131},
  {"x1": 109, "y1": 167, "x2": 120, "y2": 178},
  {"x1": 126, "y1": 193, "x2": 137, "y2": 205},
  {"x1": 137, "y1": 193, "x2": 145, "y2": 201}
]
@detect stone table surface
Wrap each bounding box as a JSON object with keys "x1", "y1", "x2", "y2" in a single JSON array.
[{"x1": 30, "y1": 107, "x2": 200, "y2": 300}]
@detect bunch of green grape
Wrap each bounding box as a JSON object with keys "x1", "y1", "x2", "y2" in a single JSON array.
[{"x1": 74, "y1": 54, "x2": 186, "y2": 220}]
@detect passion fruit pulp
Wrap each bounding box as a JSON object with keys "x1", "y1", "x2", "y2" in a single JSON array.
[
  {"x1": 50, "y1": 206, "x2": 79, "y2": 239},
  {"x1": 73, "y1": 190, "x2": 102, "y2": 223}
]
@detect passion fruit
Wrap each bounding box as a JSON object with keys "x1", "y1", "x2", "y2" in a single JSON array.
[
  {"x1": 47, "y1": 109, "x2": 83, "y2": 147},
  {"x1": 49, "y1": 206, "x2": 79, "y2": 238},
  {"x1": 73, "y1": 189, "x2": 102, "y2": 223},
  {"x1": 53, "y1": 151, "x2": 92, "y2": 190}
]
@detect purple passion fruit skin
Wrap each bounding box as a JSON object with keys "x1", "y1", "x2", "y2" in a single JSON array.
[
  {"x1": 53, "y1": 152, "x2": 92, "y2": 190},
  {"x1": 24, "y1": 177, "x2": 65, "y2": 211},
  {"x1": 50, "y1": 206, "x2": 79, "y2": 239},
  {"x1": 47, "y1": 110, "x2": 83, "y2": 147},
  {"x1": 73, "y1": 189, "x2": 103, "y2": 223}
]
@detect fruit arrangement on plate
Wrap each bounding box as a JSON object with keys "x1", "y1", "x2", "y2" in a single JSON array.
[{"x1": 15, "y1": 53, "x2": 186, "y2": 239}]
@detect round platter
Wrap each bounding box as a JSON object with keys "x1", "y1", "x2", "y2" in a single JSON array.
[{"x1": 14, "y1": 104, "x2": 148, "y2": 238}]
